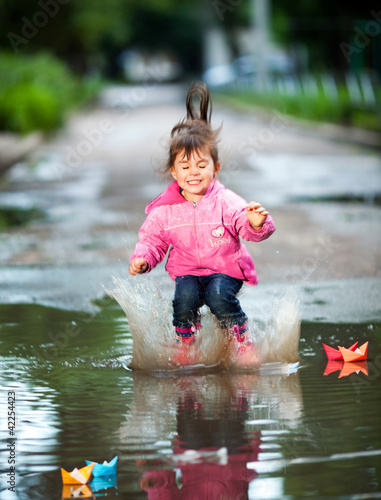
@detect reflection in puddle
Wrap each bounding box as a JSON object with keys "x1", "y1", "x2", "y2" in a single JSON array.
[
  {"x1": 61, "y1": 473, "x2": 118, "y2": 499},
  {"x1": 324, "y1": 360, "x2": 368, "y2": 378},
  {"x1": 120, "y1": 371, "x2": 303, "y2": 499}
]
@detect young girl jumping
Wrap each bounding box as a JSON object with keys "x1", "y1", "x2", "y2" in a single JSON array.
[{"x1": 129, "y1": 82, "x2": 275, "y2": 364}]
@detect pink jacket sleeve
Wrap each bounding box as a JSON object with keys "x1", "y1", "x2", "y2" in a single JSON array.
[
  {"x1": 130, "y1": 209, "x2": 170, "y2": 272},
  {"x1": 236, "y1": 212, "x2": 276, "y2": 242},
  {"x1": 222, "y1": 189, "x2": 276, "y2": 242}
]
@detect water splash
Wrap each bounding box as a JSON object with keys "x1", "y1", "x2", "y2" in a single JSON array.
[
  {"x1": 256, "y1": 288, "x2": 301, "y2": 365},
  {"x1": 106, "y1": 275, "x2": 301, "y2": 372}
]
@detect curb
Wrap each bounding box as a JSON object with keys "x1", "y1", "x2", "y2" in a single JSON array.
[{"x1": 0, "y1": 132, "x2": 44, "y2": 175}]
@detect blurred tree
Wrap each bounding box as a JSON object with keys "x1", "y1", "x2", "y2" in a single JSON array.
[
  {"x1": 0, "y1": 0, "x2": 132, "y2": 74},
  {"x1": 0, "y1": 0, "x2": 203, "y2": 77},
  {"x1": 270, "y1": 0, "x2": 380, "y2": 73},
  {"x1": 201, "y1": 0, "x2": 379, "y2": 74},
  {"x1": 1, "y1": 0, "x2": 378, "y2": 78},
  {"x1": 127, "y1": 4, "x2": 203, "y2": 74}
]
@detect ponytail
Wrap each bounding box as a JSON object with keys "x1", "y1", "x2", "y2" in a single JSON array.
[{"x1": 185, "y1": 81, "x2": 212, "y2": 124}]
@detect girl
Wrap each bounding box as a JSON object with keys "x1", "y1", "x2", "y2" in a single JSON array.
[{"x1": 129, "y1": 82, "x2": 275, "y2": 363}]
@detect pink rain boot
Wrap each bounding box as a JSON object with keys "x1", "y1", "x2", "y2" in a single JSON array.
[
  {"x1": 229, "y1": 323, "x2": 260, "y2": 367},
  {"x1": 170, "y1": 323, "x2": 201, "y2": 367}
]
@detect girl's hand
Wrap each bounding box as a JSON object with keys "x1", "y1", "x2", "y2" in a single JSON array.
[
  {"x1": 246, "y1": 202, "x2": 269, "y2": 230},
  {"x1": 129, "y1": 258, "x2": 148, "y2": 276}
]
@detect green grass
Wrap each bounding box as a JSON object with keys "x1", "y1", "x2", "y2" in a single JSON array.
[{"x1": 215, "y1": 84, "x2": 381, "y2": 132}]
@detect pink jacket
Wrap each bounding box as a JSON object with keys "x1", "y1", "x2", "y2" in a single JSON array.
[{"x1": 130, "y1": 180, "x2": 275, "y2": 285}]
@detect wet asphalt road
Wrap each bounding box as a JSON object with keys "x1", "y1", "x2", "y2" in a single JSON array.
[{"x1": 0, "y1": 83, "x2": 380, "y2": 323}]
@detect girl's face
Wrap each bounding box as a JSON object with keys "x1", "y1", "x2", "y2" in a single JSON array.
[{"x1": 170, "y1": 149, "x2": 220, "y2": 202}]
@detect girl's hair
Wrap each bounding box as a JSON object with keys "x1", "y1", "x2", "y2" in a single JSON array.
[{"x1": 166, "y1": 81, "x2": 220, "y2": 170}]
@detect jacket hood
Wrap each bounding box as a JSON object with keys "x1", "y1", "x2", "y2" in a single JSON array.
[{"x1": 145, "y1": 179, "x2": 224, "y2": 214}]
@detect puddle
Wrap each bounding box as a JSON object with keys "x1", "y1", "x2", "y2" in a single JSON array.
[
  {"x1": 242, "y1": 153, "x2": 381, "y2": 208},
  {"x1": 0, "y1": 300, "x2": 380, "y2": 499},
  {"x1": 291, "y1": 192, "x2": 381, "y2": 205}
]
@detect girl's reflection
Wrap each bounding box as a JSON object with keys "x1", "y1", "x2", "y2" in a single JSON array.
[
  {"x1": 131, "y1": 371, "x2": 302, "y2": 499},
  {"x1": 137, "y1": 375, "x2": 260, "y2": 499}
]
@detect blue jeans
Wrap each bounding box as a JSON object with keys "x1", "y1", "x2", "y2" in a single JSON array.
[{"x1": 172, "y1": 274, "x2": 248, "y2": 330}]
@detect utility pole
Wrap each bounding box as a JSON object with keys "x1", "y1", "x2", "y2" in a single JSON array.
[{"x1": 253, "y1": 0, "x2": 271, "y2": 89}]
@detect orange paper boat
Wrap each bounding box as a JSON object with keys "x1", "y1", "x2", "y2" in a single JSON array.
[
  {"x1": 61, "y1": 463, "x2": 94, "y2": 485},
  {"x1": 338, "y1": 341, "x2": 368, "y2": 362}
]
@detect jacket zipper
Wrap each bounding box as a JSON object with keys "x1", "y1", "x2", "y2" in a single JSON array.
[{"x1": 192, "y1": 201, "x2": 201, "y2": 267}]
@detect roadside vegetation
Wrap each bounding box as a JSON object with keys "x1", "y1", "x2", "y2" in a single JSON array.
[
  {"x1": 0, "y1": 52, "x2": 102, "y2": 134},
  {"x1": 215, "y1": 79, "x2": 381, "y2": 132},
  {"x1": 0, "y1": 0, "x2": 379, "y2": 134}
]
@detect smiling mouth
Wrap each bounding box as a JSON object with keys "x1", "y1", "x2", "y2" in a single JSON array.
[{"x1": 187, "y1": 180, "x2": 201, "y2": 185}]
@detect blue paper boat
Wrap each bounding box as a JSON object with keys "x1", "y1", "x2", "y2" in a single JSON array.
[
  {"x1": 90, "y1": 474, "x2": 118, "y2": 493},
  {"x1": 85, "y1": 456, "x2": 118, "y2": 477}
]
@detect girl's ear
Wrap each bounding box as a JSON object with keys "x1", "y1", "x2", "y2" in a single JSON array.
[
  {"x1": 170, "y1": 166, "x2": 177, "y2": 181},
  {"x1": 213, "y1": 162, "x2": 221, "y2": 177}
]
